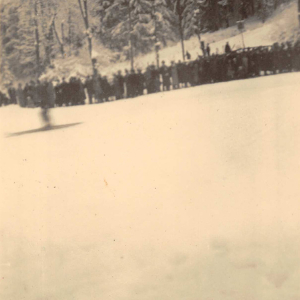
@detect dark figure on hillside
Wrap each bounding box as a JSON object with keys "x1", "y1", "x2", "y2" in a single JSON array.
[
  {"x1": 85, "y1": 75, "x2": 94, "y2": 104},
  {"x1": 30, "y1": 81, "x2": 39, "y2": 107},
  {"x1": 60, "y1": 78, "x2": 69, "y2": 106},
  {"x1": 35, "y1": 80, "x2": 43, "y2": 107},
  {"x1": 102, "y1": 76, "x2": 111, "y2": 102},
  {"x1": 114, "y1": 71, "x2": 124, "y2": 100},
  {"x1": 124, "y1": 69, "x2": 131, "y2": 98},
  {"x1": 153, "y1": 66, "x2": 161, "y2": 93},
  {"x1": 144, "y1": 65, "x2": 152, "y2": 94},
  {"x1": 241, "y1": 50, "x2": 249, "y2": 78},
  {"x1": 68, "y1": 77, "x2": 78, "y2": 105},
  {"x1": 112, "y1": 73, "x2": 119, "y2": 100},
  {"x1": 17, "y1": 83, "x2": 26, "y2": 107},
  {"x1": 160, "y1": 61, "x2": 171, "y2": 91},
  {"x1": 78, "y1": 78, "x2": 86, "y2": 105},
  {"x1": 93, "y1": 74, "x2": 102, "y2": 103},
  {"x1": 182, "y1": 62, "x2": 190, "y2": 87},
  {"x1": 8, "y1": 85, "x2": 17, "y2": 105},
  {"x1": 148, "y1": 64, "x2": 159, "y2": 93},
  {"x1": 0, "y1": 91, "x2": 3, "y2": 106},
  {"x1": 126, "y1": 69, "x2": 135, "y2": 98},
  {"x1": 202, "y1": 57, "x2": 211, "y2": 83},
  {"x1": 191, "y1": 60, "x2": 199, "y2": 86},
  {"x1": 40, "y1": 81, "x2": 52, "y2": 129},
  {"x1": 186, "y1": 51, "x2": 191, "y2": 60},
  {"x1": 26, "y1": 81, "x2": 36, "y2": 108},
  {"x1": 171, "y1": 61, "x2": 179, "y2": 89},
  {"x1": 23, "y1": 83, "x2": 30, "y2": 107},
  {"x1": 225, "y1": 42, "x2": 231, "y2": 54},
  {"x1": 0, "y1": 91, "x2": 9, "y2": 106},
  {"x1": 177, "y1": 60, "x2": 185, "y2": 88},
  {"x1": 137, "y1": 69, "x2": 145, "y2": 96},
  {"x1": 47, "y1": 80, "x2": 56, "y2": 108},
  {"x1": 201, "y1": 41, "x2": 206, "y2": 56},
  {"x1": 132, "y1": 69, "x2": 140, "y2": 97},
  {"x1": 98, "y1": 75, "x2": 105, "y2": 103},
  {"x1": 54, "y1": 80, "x2": 63, "y2": 107},
  {"x1": 206, "y1": 44, "x2": 211, "y2": 56}
]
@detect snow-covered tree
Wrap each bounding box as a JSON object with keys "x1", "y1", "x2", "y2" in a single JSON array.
[
  {"x1": 0, "y1": 1, "x2": 40, "y2": 79},
  {"x1": 102, "y1": 0, "x2": 152, "y2": 68},
  {"x1": 0, "y1": 0, "x2": 91, "y2": 80},
  {"x1": 91, "y1": 0, "x2": 114, "y2": 45},
  {"x1": 100, "y1": 0, "x2": 176, "y2": 67},
  {"x1": 182, "y1": 0, "x2": 201, "y2": 43},
  {"x1": 150, "y1": 0, "x2": 177, "y2": 66}
]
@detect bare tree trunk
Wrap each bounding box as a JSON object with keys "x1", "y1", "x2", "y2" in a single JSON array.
[
  {"x1": 61, "y1": 21, "x2": 65, "y2": 48},
  {"x1": 44, "y1": 14, "x2": 56, "y2": 66},
  {"x1": 153, "y1": 3, "x2": 160, "y2": 68},
  {"x1": 68, "y1": 8, "x2": 72, "y2": 56},
  {"x1": 174, "y1": 0, "x2": 185, "y2": 61},
  {"x1": 34, "y1": 0, "x2": 41, "y2": 77},
  {"x1": 53, "y1": 19, "x2": 64, "y2": 57},
  {"x1": 178, "y1": 14, "x2": 185, "y2": 61},
  {"x1": 128, "y1": 4, "x2": 134, "y2": 70},
  {"x1": 83, "y1": 0, "x2": 92, "y2": 59},
  {"x1": 197, "y1": 33, "x2": 201, "y2": 49},
  {"x1": 78, "y1": 0, "x2": 93, "y2": 64}
]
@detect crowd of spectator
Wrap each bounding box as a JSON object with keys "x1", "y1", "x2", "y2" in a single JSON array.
[{"x1": 1, "y1": 41, "x2": 300, "y2": 108}]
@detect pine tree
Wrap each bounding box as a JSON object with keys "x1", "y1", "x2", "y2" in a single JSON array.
[
  {"x1": 182, "y1": 0, "x2": 200, "y2": 41},
  {"x1": 0, "y1": 15, "x2": 14, "y2": 87},
  {"x1": 197, "y1": 0, "x2": 222, "y2": 31},
  {"x1": 0, "y1": 2, "x2": 21, "y2": 82},
  {"x1": 102, "y1": 0, "x2": 152, "y2": 68},
  {"x1": 0, "y1": 0, "x2": 40, "y2": 79},
  {"x1": 257, "y1": 0, "x2": 276, "y2": 23},
  {"x1": 92, "y1": 0, "x2": 114, "y2": 45}
]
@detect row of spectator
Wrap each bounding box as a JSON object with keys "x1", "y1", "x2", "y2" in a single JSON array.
[{"x1": 1, "y1": 41, "x2": 300, "y2": 108}]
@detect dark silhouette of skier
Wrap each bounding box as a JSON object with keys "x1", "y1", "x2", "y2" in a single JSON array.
[{"x1": 40, "y1": 80, "x2": 54, "y2": 129}]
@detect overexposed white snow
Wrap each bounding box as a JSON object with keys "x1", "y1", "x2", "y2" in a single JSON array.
[{"x1": 1, "y1": 73, "x2": 300, "y2": 300}]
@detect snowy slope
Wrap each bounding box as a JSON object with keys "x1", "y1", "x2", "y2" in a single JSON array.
[{"x1": 1, "y1": 73, "x2": 300, "y2": 300}]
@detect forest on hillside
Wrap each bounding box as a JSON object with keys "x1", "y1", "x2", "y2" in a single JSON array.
[{"x1": 0, "y1": 0, "x2": 293, "y2": 84}]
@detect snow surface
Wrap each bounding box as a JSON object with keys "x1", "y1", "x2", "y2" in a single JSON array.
[{"x1": 1, "y1": 73, "x2": 300, "y2": 300}]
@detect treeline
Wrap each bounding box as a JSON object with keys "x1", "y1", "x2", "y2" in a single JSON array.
[{"x1": 0, "y1": 0, "x2": 291, "y2": 83}]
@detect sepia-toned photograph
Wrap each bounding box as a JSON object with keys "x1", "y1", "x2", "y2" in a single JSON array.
[{"x1": 1, "y1": 0, "x2": 300, "y2": 299}]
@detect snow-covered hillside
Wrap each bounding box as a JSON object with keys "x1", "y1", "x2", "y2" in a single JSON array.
[
  {"x1": 1, "y1": 72, "x2": 300, "y2": 300},
  {"x1": 46, "y1": 0, "x2": 300, "y2": 80}
]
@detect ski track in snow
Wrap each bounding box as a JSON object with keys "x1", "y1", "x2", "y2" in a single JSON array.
[{"x1": 1, "y1": 73, "x2": 300, "y2": 300}]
